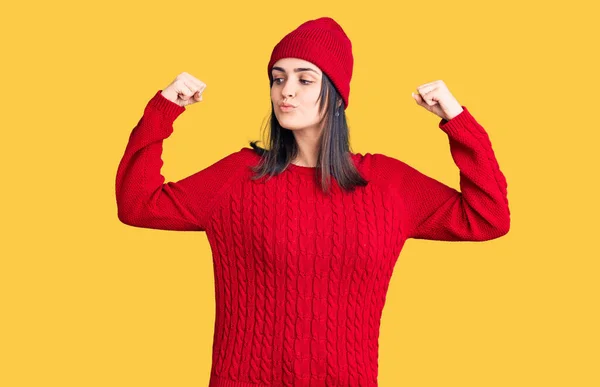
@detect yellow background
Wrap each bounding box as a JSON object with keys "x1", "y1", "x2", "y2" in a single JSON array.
[{"x1": 2, "y1": 0, "x2": 598, "y2": 386}]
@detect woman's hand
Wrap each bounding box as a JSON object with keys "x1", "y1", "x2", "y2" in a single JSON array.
[
  {"x1": 412, "y1": 80, "x2": 464, "y2": 121},
  {"x1": 161, "y1": 72, "x2": 207, "y2": 107}
]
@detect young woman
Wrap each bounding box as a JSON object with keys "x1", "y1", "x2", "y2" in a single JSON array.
[{"x1": 116, "y1": 16, "x2": 510, "y2": 387}]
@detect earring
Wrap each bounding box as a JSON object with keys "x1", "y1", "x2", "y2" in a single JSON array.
[{"x1": 335, "y1": 108, "x2": 340, "y2": 117}]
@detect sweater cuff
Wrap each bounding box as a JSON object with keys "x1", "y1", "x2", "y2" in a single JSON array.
[
  {"x1": 144, "y1": 90, "x2": 186, "y2": 122},
  {"x1": 438, "y1": 106, "x2": 479, "y2": 137}
]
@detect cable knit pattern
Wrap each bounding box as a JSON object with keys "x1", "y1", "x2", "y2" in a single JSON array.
[{"x1": 115, "y1": 90, "x2": 510, "y2": 387}]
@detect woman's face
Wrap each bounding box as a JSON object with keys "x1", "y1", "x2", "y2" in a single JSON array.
[{"x1": 270, "y1": 58, "x2": 326, "y2": 132}]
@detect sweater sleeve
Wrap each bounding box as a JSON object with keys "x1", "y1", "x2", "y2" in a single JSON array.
[
  {"x1": 115, "y1": 90, "x2": 244, "y2": 232},
  {"x1": 376, "y1": 106, "x2": 510, "y2": 241}
]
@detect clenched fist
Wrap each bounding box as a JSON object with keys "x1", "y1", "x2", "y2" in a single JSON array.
[
  {"x1": 161, "y1": 72, "x2": 207, "y2": 107},
  {"x1": 411, "y1": 80, "x2": 463, "y2": 121}
]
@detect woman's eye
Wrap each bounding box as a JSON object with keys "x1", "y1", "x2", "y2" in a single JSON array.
[{"x1": 274, "y1": 78, "x2": 312, "y2": 85}]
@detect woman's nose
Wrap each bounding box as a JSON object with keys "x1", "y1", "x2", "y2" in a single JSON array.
[{"x1": 282, "y1": 84, "x2": 296, "y2": 98}]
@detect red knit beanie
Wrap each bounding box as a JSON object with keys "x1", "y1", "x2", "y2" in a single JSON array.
[{"x1": 267, "y1": 17, "x2": 354, "y2": 110}]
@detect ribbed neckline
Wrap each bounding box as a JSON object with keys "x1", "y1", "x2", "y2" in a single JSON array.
[
  {"x1": 287, "y1": 153, "x2": 359, "y2": 175},
  {"x1": 287, "y1": 162, "x2": 318, "y2": 175},
  {"x1": 240, "y1": 148, "x2": 360, "y2": 176}
]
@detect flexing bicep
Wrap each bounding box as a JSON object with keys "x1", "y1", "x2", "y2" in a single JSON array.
[
  {"x1": 376, "y1": 106, "x2": 510, "y2": 241},
  {"x1": 115, "y1": 90, "x2": 244, "y2": 231}
]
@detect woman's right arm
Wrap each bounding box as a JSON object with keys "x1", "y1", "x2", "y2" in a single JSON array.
[{"x1": 115, "y1": 79, "x2": 243, "y2": 232}]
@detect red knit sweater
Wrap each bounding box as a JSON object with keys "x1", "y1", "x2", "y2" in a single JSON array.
[{"x1": 116, "y1": 90, "x2": 510, "y2": 387}]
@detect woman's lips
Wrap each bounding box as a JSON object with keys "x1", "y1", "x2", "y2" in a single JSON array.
[{"x1": 280, "y1": 105, "x2": 296, "y2": 112}]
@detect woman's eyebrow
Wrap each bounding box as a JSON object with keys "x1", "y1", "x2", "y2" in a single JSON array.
[{"x1": 271, "y1": 66, "x2": 320, "y2": 75}]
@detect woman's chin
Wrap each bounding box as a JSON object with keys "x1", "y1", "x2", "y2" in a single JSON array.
[{"x1": 278, "y1": 119, "x2": 304, "y2": 130}]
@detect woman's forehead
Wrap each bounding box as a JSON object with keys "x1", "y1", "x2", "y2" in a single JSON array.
[{"x1": 272, "y1": 58, "x2": 322, "y2": 74}]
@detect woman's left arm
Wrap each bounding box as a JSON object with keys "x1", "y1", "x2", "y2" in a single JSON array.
[
  {"x1": 431, "y1": 106, "x2": 510, "y2": 240},
  {"x1": 379, "y1": 81, "x2": 510, "y2": 241},
  {"x1": 377, "y1": 106, "x2": 510, "y2": 241}
]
